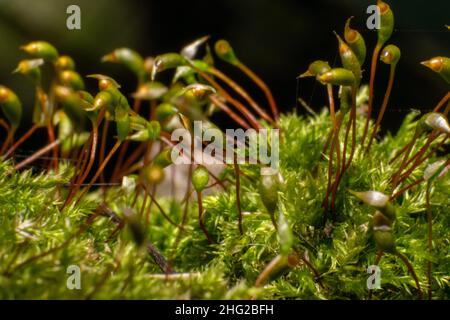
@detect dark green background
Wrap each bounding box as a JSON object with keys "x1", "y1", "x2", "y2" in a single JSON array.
[{"x1": 0, "y1": 0, "x2": 449, "y2": 132}]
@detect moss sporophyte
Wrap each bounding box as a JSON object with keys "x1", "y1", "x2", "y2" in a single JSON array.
[{"x1": 0, "y1": 1, "x2": 449, "y2": 299}]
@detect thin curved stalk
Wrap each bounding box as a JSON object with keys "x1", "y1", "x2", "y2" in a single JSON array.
[
  {"x1": 367, "y1": 66, "x2": 396, "y2": 152},
  {"x1": 237, "y1": 61, "x2": 279, "y2": 119},
  {"x1": 361, "y1": 44, "x2": 382, "y2": 146},
  {"x1": 74, "y1": 140, "x2": 122, "y2": 206}
]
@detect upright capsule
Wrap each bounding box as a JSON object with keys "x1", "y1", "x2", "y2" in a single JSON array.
[
  {"x1": 192, "y1": 166, "x2": 210, "y2": 192},
  {"x1": 344, "y1": 17, "x2": 366, "y2": 66},
  {"x1": 335, "y1": 33, "x2": 362, "y2": 84},
  {"x1": 214, "y1": 39, "x2": 240, "y2": 66},
  {"x1": 376, "y1": 0, "x2": 395, "y2": 47}
]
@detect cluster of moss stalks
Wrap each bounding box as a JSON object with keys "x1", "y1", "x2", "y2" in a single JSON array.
[{"x1": 0, "y1": 1, "x2": 449, "y2": 299}]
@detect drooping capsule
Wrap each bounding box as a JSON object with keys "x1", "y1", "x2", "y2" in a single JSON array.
[
  {"x1": 380, "y1": 44, "x2": 401, "y2": 66},
  {"x1": 344, "y1": 17, "x2": 366, "y2": 66},
  {"x1": 155, "y1": 103, "x2": 178, "y2": 122},
  {"x1": 58, "y1": 70, "x2": 85, "y2": 91},
  {"x1": 421, "y1": 56, "x2": 450, "y2": 84},
  {"x1": 102, "y1": 48, "x2": 146, "y2": 82},
  {"x1": 92, "y1": 91, "x2": 113, "y2": 111},
  {"x1": 0, "y1": 86, "x2": 22, "y2": 129},
  {"x1": 376, "y1": 0, "x2": 395, "y2": 47},
  {"x1": 192, "y1": 166, "x2": 210, "y2": 192},
  {"x1": 317, "y1": 68, "x2": 356, "y2": 87},
  {"x1": 13, "y1": 59, "x2": 44, "y2": 84},
  {"x1": 349, "y1": 190, "x2": 396, "y2": 221},
  {"x1": 152, "y1": 148, "x2": 173, "y2": 168},
  {"x1": 423, "y1": 159, "x2": 448, "y2": 181},
  {"x1": 151, "y1": 53, "x2": 187, "y2": 80},
  {"x1": 298, "y1": 60, "x2": 331, "y2": 78},
  {"x1": 181, "y1": 35, "x2": 210, "y2": 59},
  {"x1": 87, "y1": 74, "x2": 121, "y2": 90},
  {"x1": 20, "y1": 41, "x2": 59, "y2": 63},
  {"x1": 132, "y1": 82, "x2": 168, "y2": 101},
  {"x1": 214, "y1": 39, "x2": 240, "y2": 66},
  {"x1": 180, "y1": 83, "x2": 216, "y2": 104},
  {"x1": 420, "y1": 112, "x2": 450, "y2": 134}
]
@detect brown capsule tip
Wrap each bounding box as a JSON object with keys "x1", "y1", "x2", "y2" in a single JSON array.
[
  {"x1": 54, "y1": 85, "x2": 73, "y2": 99},
  {"x1": 287, "y1": 253, "x2": 300, "y2": 267},
  {"x1": 0, "y1": 87, "x2": 9, "y2": 101},
  {"x1": 377, "y1": 0, "x2": 390, "y2": 14},
  {"x1": 344, "y1": 17, "x2": 358, "y2": 43},
  {"x1": 145, "y1": 165, "x2": 165, "y2": 185},
  {"x1": 380, "y1": 50, "x2": 393, "y2": 64},
  {"x1": 101, "y1": 52, "x2": 117, "y2": 63},
  {"x1": 421, "y1": 57, "x2": 443, "y2": 72},
  {"x1": 317, "y1": 72, "x2": 333, "y2": 83},
  {"x1": 99, "y1": 79, "x2": 110, "y2": 90},
  {"x1": 144, "y1": 57, "x2": 154, "y2": 74}
]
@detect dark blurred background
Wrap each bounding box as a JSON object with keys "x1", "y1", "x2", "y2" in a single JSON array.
[{"x1": 0, "y1": 0, "x2": 449, "y2": 135}]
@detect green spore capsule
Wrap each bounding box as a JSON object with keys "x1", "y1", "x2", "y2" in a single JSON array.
[
  {"x1": 317, "y1": 68, "x2": 356, "y2": 87},
  {"x1": 421, "y1": 56, "x2": 450, "y2": 84},
  {"x1": 214, "y1": 39, "x2": 239, "y2": 66},
  {"x1": 380, "y1": 44, "x2": 401, "y2": 66},
  {"x1": 143, "y1": 165, "x2": 165, "y2": 185},
  {"x1": 181, "y1": 35, "x2": 210, "y2": 59},
  {"x1": 349, "y1": 190, "x2": 396, "y2": 221},
  {"x1": 156, "y1": 103, "x2": 178, "y2": 122},
  {"x1": 20, "y1": 41, "x2": 59, "y2": 63},
  {"x1": 152, "y1": 148, "x2": 173, "y2": 168},
  {"x1": 344, "y1": 17, "x2": 366, "y2": 66},
  {"x1": 0, "y1": 85, "x2": 22, "y2": 129},
  {"x1": 259, "y1": 167, "x2": 281, "y2": 216},
  {"x1": 13, "y1": 59, "x2": 44, "y2": 84},
  {"x1": 152, "y1": 53, "x2": 187, "y2": 80},
  {"x1": 102, "y1": 48, "x2": 146, "y2": 82},
  {"x1": 336, "y1": 33, "x2": 362, "y2": 84},
  {"x1": 376, "y1": 0, "x2": 394, "y2": 47},
  {"x1": 55, "y1": 55, "x2": 76, "y2": 71},
  {"x1": 373, "y1": 225, "x2": 396, "y2": 253},
  {"x1": 58, "y1": 70, "x2": 85, "y2": 91},
  {"x1": 192, "y1": 166, "x2": 210, "y2": 192},
  {"x1": 420, "y1": 112, "x2": 450, "y2": 135},
  {"x1": 299, "y1": 60, "x2": 331, "y2": 78},
  {"x1": 132, "y1": 82, "x2": 168, "y2": 101}
]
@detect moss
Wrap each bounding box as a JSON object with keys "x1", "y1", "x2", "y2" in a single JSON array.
[{"x1": 0, "y1": 109, "x2": 448, "y2": 299}]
